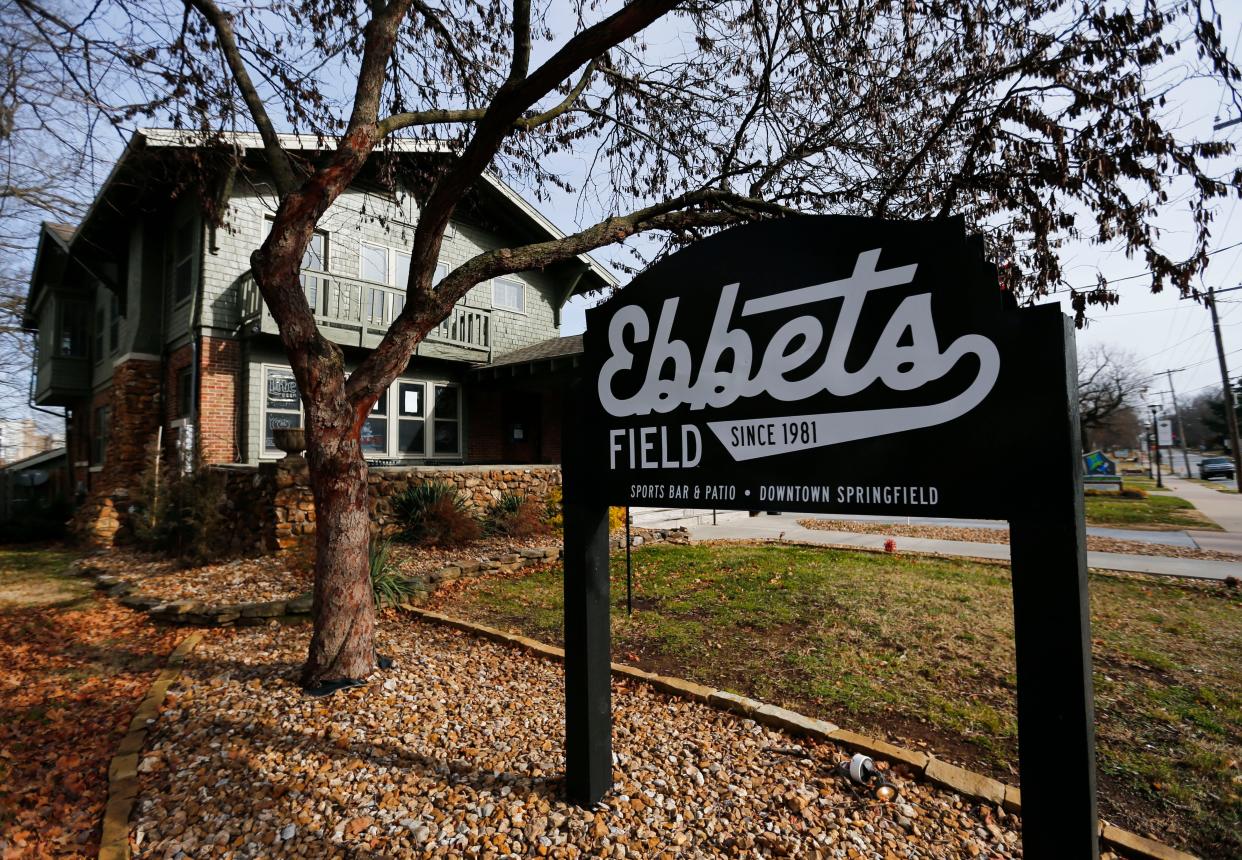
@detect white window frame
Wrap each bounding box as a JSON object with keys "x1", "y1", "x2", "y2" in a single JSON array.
[
  {"x1": 260, "y1": 364, "x2": 303, "y2": 456},
  {"x1": 431, "y1": 383, "x2": 462, "y2": 457},
  {"x1": 258, "y1": 364, "x2": 462, "y2": 461},
  {"x1": 492, "y1": 276, "x2": 526, "y2": 314}
]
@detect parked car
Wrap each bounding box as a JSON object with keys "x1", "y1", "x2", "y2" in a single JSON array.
[{"x1": 1198, "y1": 456, "x2": 1236, "y2": 481}]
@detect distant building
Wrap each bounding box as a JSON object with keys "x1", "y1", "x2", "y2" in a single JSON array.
[{"x1": 0, "y1": 418, "x2": 58, "y2": 465}]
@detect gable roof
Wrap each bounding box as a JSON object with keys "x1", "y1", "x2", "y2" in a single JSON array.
[{"x1": 76, "y1": 128, "x2": 617, "y2": 293}]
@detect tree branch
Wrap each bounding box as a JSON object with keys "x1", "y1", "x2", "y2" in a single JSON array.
[
  {"x1": 183, "y1": 0, "x2": 296, "y2": 196},
  {"x1": 377, "y1": 58, "x2": 597, "y2": 135},
  {"x1": 345, "y1": 188, "x2": 792, "y2": 403}
]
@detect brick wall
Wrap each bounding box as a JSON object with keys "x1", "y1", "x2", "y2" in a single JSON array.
[
  {"x1": 73, "y1": 357, "x2": 162, "y2": 546},
  {"x1": 466, "y1": 388, "x2": 503, "y2": 462},
  {"x1": 198, "y1": 336, "x2": 240, "y2": 463}
]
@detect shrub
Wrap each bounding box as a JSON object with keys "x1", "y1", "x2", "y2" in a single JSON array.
[
  {"x1": 544, "y1": 486, "x2": 563, "y2": 531},
  {"x1": 131, "y1": 448, "x2": 227, "y2": 565},
  {"x1": 392, "y1": 481, "x2": 480, "y2": 546},
  {"x1": 369, "y1": 538, "x2": 417, "y2": 608},
  {"x1": 486, "y1": 492, "x2": 550, "y2": 538},
  {"x1": 609, "y1": 506, "x2": 627, "y2": 531}
]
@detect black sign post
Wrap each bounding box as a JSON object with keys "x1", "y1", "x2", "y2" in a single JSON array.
[{"x1": 563, "y1": 216, "x2": 1098, "y2": 858}]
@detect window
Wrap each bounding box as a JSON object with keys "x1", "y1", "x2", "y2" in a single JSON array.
[
  {"x1": 360, "y1": 242, "x2": 389, "y2": 284},
  {"x1": 94, "y1": 308, "x2": 104, "y2": 362},
  {"x1": 493, "y1": 277, "x2": 525, "y2": 313},
  {"x1": 176, "y1": 366, "x2": 194, "y2": 418},
  {"x1": 109, "y1": 294, "x2": 120, "y2": 354},
  {"x1": 360, "y1": 389, "x2": 389, "y2": 454},
  {"x1": 92, "y1": 405, "x2": 110, "y2": 465},
  {"x1": 397, "y1": 381, "x2": 425, "y2": 455},
  {"x1": 263, "y1": 367, "x2": 302, "y2": 454},
  {"x1": 395, "y1": 251, "x2": 411, "y2": 290},
  {"x1": 59, "y1": 300, "x2": 89, "y2": 358},
  {"x1": 434, "y1": 262, "x2": 448, "y2": 287},
  {"x1": 174, "y1": 220, "x2": 195, "y2": 304},
  {"x1": 433, "y1": 384, "x2": 460, "y2": 455}
]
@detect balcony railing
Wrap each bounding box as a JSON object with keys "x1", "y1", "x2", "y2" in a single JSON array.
[{"x1": 240, "y1": 272, "x2": 490, "y2": 354}]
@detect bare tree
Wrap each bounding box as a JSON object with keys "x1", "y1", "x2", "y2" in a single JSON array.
[
  {"x1": 0, "y1": 0, "x2": 130, "y2": 435},
  {"x1": 16, "y1": 0, "x2": 1241, "y2": 687},
  {"x1": 1077, "y1": 344, "x2": 1150, "y2": 451}
]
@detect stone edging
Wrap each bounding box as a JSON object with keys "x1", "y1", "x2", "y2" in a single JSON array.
[
  {"x1": 99, "y1": 631, "x2": 205, "y2": 860},
  {"x1": 78, "y1": 528, "x2": 688, "y2": 628},
  {"x1": 402, "y1": 606, "x2": 1199, "y2": 860}
]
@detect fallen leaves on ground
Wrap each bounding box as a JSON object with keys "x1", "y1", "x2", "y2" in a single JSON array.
[
  {"x1": 81, "y1": 550, "x2": 312, "y2": 604},
  {"x1": 0, "y1": 592, "x2": 181, "y2": 858}
]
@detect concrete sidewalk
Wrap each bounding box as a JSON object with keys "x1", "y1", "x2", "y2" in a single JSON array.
[
  {"x1": 1163, "y1": 476, "x2": 1242, "y2": 532},
  {"x1": 683, "y1": 514, "x2": 1241, "y2": 581}
]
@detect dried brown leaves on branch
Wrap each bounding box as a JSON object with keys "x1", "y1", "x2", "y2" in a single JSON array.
[{"x1": 18, "y1": 0, "x2": 1242, "y2": 684}]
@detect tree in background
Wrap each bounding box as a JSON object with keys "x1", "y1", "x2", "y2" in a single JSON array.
[
  {"x1": 1077, "y1": 344, "x2": 1151, "y2": 452},
  {"x1": 1197, "y1": 378, "x2": 1242, "y2": 450},
  {"x1": 0, "y1": 1, "x2": 116, "y2": 436},
  {"x1": 13, "y1": 0, "x2": 1241, "y2": 687}
]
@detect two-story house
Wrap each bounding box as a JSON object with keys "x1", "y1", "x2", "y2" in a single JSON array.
[{"x1": 24, "y1": 129, "x2": 613, "y2": 541}]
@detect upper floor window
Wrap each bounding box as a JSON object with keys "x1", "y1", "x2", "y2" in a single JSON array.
[
  {"x1": 109, "y1": 294, "x2": 120, "y2": 354},
  {"x1": 174, "y1": 220, "x2": 195, "y2": 304},
  {"x1": 58, "y1": 299, "x2": 89, "y2": 358},
  {"x1": 94, "y1": 308, "x2": 104, "y2": 363},
  {"x1": 360, "y1": 242, "x2": 389, "y2": 284},
  {"x1": 493, "y1": 277, "x2": 525, "y2": 313}
]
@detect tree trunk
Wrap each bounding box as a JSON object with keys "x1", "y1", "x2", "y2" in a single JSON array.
[{"x1": 300, "y1": 402, "x2": 376, "y2": 688}]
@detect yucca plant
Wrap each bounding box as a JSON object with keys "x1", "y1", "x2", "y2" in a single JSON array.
[
  {"x1": 369, "y1": 538, "x2": 417, "y2": 608},
  {"x1": 390, "y1": 481, "x2": 480, "y2": 546}
]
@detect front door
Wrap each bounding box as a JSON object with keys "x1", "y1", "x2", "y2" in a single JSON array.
[{"x1": 501, "y1": 391, "x2": 542, "y2": 463}]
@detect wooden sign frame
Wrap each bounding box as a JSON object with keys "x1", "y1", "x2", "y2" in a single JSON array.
[{"x1": 562, "y1": 216, "x2": 1098, "y2": 859}]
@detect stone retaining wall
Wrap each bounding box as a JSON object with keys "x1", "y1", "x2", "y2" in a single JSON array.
[{"x1": 211, "y1": 459, "x2": 563, "y2": 555}]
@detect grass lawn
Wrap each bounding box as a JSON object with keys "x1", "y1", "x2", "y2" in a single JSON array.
[
  {"x1": 0, "y1": 544, "x2": 86, "y2": 609},
  {"x1": 1117, "y1": 476, "x2": 1170, "y2": 493},
  {"x1": 1083, "y1": 491, "x2": 1220, "y2": 530},
  {"x1": 434, "y1": 542, "x2": 1242, "y2": 857}
]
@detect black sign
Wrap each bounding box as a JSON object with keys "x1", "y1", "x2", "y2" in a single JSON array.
[
  {"x1": 584, "y1": 216, "x2": 1028, "y2": 518},
  {"x1": 567, "y1": 215, "x2": 1099, "y2": 859}
]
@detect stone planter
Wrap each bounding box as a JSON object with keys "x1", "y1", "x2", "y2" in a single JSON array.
[{"x1": 272, "y1": 427, "x2": 306, "y2": 457}]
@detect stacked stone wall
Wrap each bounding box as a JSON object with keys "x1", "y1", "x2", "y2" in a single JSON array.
[{"x1": 210, "y1": 461, "x2": 562, "y2": 555}]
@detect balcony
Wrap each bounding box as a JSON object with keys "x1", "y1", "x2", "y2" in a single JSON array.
[
  {"x1": 241, "y1": 272, "x2": 491, "y2": 360},
  {"x1": 31, "y1": 292, "x2": 91, "y2": 407}
]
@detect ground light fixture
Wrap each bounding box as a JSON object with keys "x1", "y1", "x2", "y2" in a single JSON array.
[{"x1": 837, "y1": 753, "x2": 900, "y2": 801}]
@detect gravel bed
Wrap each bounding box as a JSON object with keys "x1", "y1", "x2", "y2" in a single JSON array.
[
  {"x1": 388, "y1": 534, "x2": 558, "y2": 579},
  {"x1": 84, "y1": 551, "x2": 313, "y2": 604},
  {"x1": 131, "y1": 618, "x2": 1024, "y2": 858},
  {"x1": 797, "y1": 519, "x2": 1242, "y2": 562}
]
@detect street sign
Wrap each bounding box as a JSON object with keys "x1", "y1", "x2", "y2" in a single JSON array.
[
  {"x1": 562, "y1": 215, "x2": 1098, "y2": 860},
  {"x1": 1157, "y1": 419, "x2": 1174, "y2": 448}
]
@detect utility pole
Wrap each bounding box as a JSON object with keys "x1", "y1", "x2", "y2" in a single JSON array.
[
  {"x1": 1148, "y1": 404, "x2": 1163, "y2": 489},
  {"x1": 1164, "y1": 369, "x2": 1192, "y2": 478},
  {"x1": 1207, "y1": 287, "x2": 1242, "y2": 492}
]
